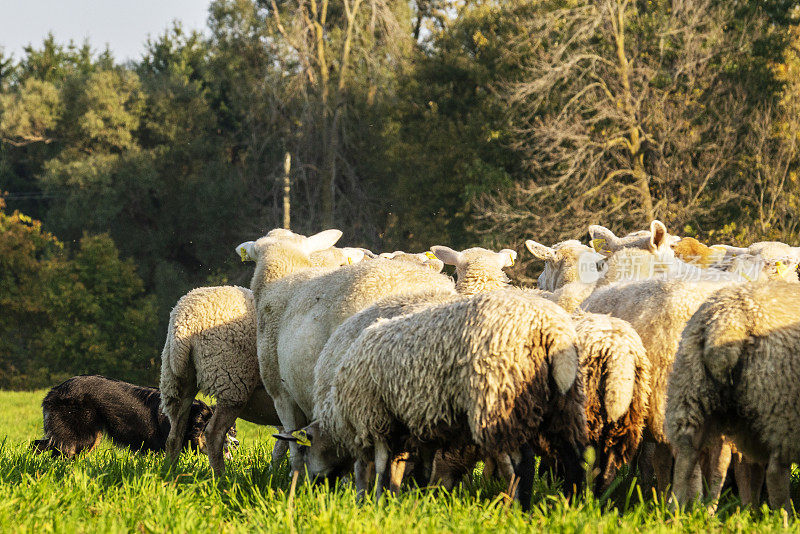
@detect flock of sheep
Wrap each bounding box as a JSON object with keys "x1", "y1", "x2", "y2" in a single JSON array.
[{"x1": 157, "y1": 221, "x2": 800, "y2": 512}]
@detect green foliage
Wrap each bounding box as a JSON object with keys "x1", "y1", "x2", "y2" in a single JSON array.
[
  {"x1": 38, "y1": 234, "x2": 159, "y2": 385},
  {"x1": 0, "y1": 199, "x2": 62, "y2": 386},
  {"x1": 0, "y1": 201, "x2": 157, "y2": 388}
]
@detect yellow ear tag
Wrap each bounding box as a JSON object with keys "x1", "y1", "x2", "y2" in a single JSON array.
[
  {"x1": 347, "y1": 256, "x2": 353, "y2": 265},
  {"x1": 776, "y1": 261, "x2": 788, "y2": 277},
  {"x1": 590, "y1": 238, "x2": 606, "y2": 253},
  {"x1": 239, "y1": 248, "x2": 250, "y2": 262},
  {"x1": 508, "y1": 254, "x2": 515, "y2": 266},
  {"x1": 425, "y1": 251, "x2": 437, "y2": 260},
  {"x1": 291, "y1": 429, "x2": 312, "y2": 447}
]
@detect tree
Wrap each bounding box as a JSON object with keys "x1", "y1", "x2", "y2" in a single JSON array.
[
  {"x1": 39, "y1": 234, "x2": 159, "y2": 385},
  {"x1": 473, "y1": 0, "x2": 784, "y2": 259},
  {"x1": 263, "y1": 0, "x2": 412, "y2": 231}
]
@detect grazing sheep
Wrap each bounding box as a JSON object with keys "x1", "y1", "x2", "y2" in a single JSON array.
[
  {"x1": 666, "y1": 280, "x2": 800, "y2": 510},
  {"x1": 160, "y1": 245, "x2": 363, "y2": 475},
  {"x1": 580, "y1": 275, "x2": 732, "y2": 494},
  {"x1": 241, "y1": 230, "x2": 455, "y2": 475},
  {"x1": 33, "y1": 375, "x2": 236, "y2": 458},
  {"x1": 283, "y1": 289, "x2": 587, "y2": 509},
  {"x1": 572, "y1": 311, "x2": 650, "y2": 492},
  {"x1": 524, "y1": 243, "x2": 651, "y2": 491},
  {"x1": 160, "y1": 286, "x2": 271, "y2": 475}
]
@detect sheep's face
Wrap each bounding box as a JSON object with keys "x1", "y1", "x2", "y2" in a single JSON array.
[
  {"x1": 431, "y1": 245, "x2": 516, "y2": 283},
  {"x1": 589, "y1": 220, "x2": 677, "y2": 259},
  {"x1": 274, "y1": 422, "x2": 351, "y2": 482},
  {"x1": 527, "y1": 239, "x2": 600, "y2": 290},
  {"x1": 235, "y1": 229, "x2": 344, "y2": 264}
]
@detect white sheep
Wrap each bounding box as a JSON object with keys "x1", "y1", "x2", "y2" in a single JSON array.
[
  {"x1": 713, "y1": 242, "x2": 800, "y2": 282},
  {"x1": 240, "y1": 230, "x2": 455, "y2": 475},
  {"x1": 429, "y1": 245, "x2": 517, "y2": 296},
  {"x1": 160, "y1": 244, "x2": 363, "y2": 474},
  {"x1": 572, "y1": 310, "x2": 650, "y2": 491},
  {"x1": 580, "y1": 274, "x2": 732, "y2": 495},
  {"x1": 666, "y1": 280, "x2": 800, "y2": 510},
  {"x1": 281, "y1": 288, "x2": 587, "y2": 508}
]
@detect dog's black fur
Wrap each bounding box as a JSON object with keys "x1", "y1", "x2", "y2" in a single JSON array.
[{"x1": 31, "y1": 375, "x2": 235, "y2": 457}]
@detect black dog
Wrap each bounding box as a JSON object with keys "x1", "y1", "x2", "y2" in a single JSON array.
[{"x1": 31, "y1": 375, "x2": 237, "y2": 457}]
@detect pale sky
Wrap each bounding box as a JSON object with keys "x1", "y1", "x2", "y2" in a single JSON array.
[{"x1": 1, "y1": 0, "x2": 214, "y2": 62}]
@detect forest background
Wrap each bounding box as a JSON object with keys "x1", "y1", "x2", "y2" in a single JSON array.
[{"x1": 2, "y1": 0, "x2": 799, "y2": 388}]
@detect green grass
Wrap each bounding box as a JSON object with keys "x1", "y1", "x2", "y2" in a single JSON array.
[{"x1": 0, "y1": 390, "x2": 796, "y2": 533}]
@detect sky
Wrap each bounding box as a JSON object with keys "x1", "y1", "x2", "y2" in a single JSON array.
[{"x1": 1, "y1": 0, "x2": 214, "y2": 62}]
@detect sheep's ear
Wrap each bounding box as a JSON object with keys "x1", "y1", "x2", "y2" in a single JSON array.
[
  {"x1": 648, "y1": 220, "x2": 669, "y2": 252},
  {"x1": 359, "y1": 247, "x2": 377, "y2": 259},
  {"x1": 525, "y1": 240, "x2": 555, "y2": 260},
  {"x1": 236, "y1": 241, "x2": 257, "y2": 262},
  {"x1": 498, "y1": 248, "x2": 517, "y2": 268},
  {"x1": 588, "y1": 225, "x2": 620, "y2": 253},
  {"x1": 341, "y1": 248, "x2": 365, "y2": 265},
  {"x1": 304, "y1": 229, "x2": 343, "y2": 255},
  {"x1": 431, "y1": 245, "x2": 462, "y2": 267}
]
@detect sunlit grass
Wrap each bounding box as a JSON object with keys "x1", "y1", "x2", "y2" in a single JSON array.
[{"x1": 0, "y1": 389, "x2": 795, "y2": 532}]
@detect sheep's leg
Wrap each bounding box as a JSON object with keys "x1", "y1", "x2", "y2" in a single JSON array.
[
  {"x1": 271, "y1": 432, "x2": 289, "y2": 466},
  {"x1": 513, "y1": 446, "x2": 536, "y2": 512},
  {"x1": 388, "y1": 452, "x2": 409, "y2": 494},
  {"x1": 373, "y1": 442, "x2": 391, "y2": 503},
  {"x1": 598, "y1": 449, "x2": 618, "y2": 495},
  {"x1": 497, "y1": 453, "x2": 515, "y2": 483},
  {"x1": 354, "y1": 460, "x2": 370, "y2": 501},
  {"x1": 734, "y1": 453, "x2": 764, "y2": 507},
  {"x1": 652, "y1": 443, "x2": 674, "y2": 497},
  {"x1": 204, "y1": 404, "x2": 242, "y2": 477},
  {"x1": 637, "y1": 442, "x2": 656, "y2": 494},
  {"x1": 411, "y1": 450, "x2": 432, "y2": 488},
  {"x1": 765, "y1": 453, "x2": 791, "y2": 511},
  {"x1": 163, "y1": 393, "x2": 197, "y2": 463},
  {"x1": 429, "y1": 450, "x2": 458, "y2": 490},
  {"x1": 705, "y1": 437, "x2": 732, "y2": 506},
  {"x1": 672, "y1": 442, "x2": 702, "y2": 507},
  {"x1": 273, "y1": 397, "x2": 308, "y2": 479}
]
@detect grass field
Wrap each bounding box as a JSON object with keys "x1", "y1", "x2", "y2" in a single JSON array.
[{"x1": 0, "y1": 390, "x2": 797, "y2": 532}]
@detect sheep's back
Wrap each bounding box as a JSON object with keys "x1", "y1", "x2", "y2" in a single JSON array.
[
  {"x1": 167, "y1": 286, "x2": 258, "y2": 403},
  {"x1": 324, "y1": 289, "x2": 580, "y2": 456},
  {"x1": 582, "y1": 278, "x2": 729, "y2": 442}
]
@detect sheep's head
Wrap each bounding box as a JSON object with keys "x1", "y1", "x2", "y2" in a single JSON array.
[
  {"x1": 715, "y1": 242, "x2": 800, "y2": 282},
  {"x1": 310, "y1": 246, "x2": 366, "y2": 268},
  {"x1": 589, "y1": 220, "x2": 677, "y2": 258},
  {"x1": 273, "y1": 422, "x2": 351, "y2": 482},
  {"x1": 379, "y1": 250, "x2": 445, "y2": 272},
  {"x1": 526, "y1": 239, "x2": 603, "y2": 291},
  {"x1": 431, "y1": 245, "x2": 516, "y2": 295},
  {"x1": 236, "y1": 229, "x2": 343, "y2": 265}
]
